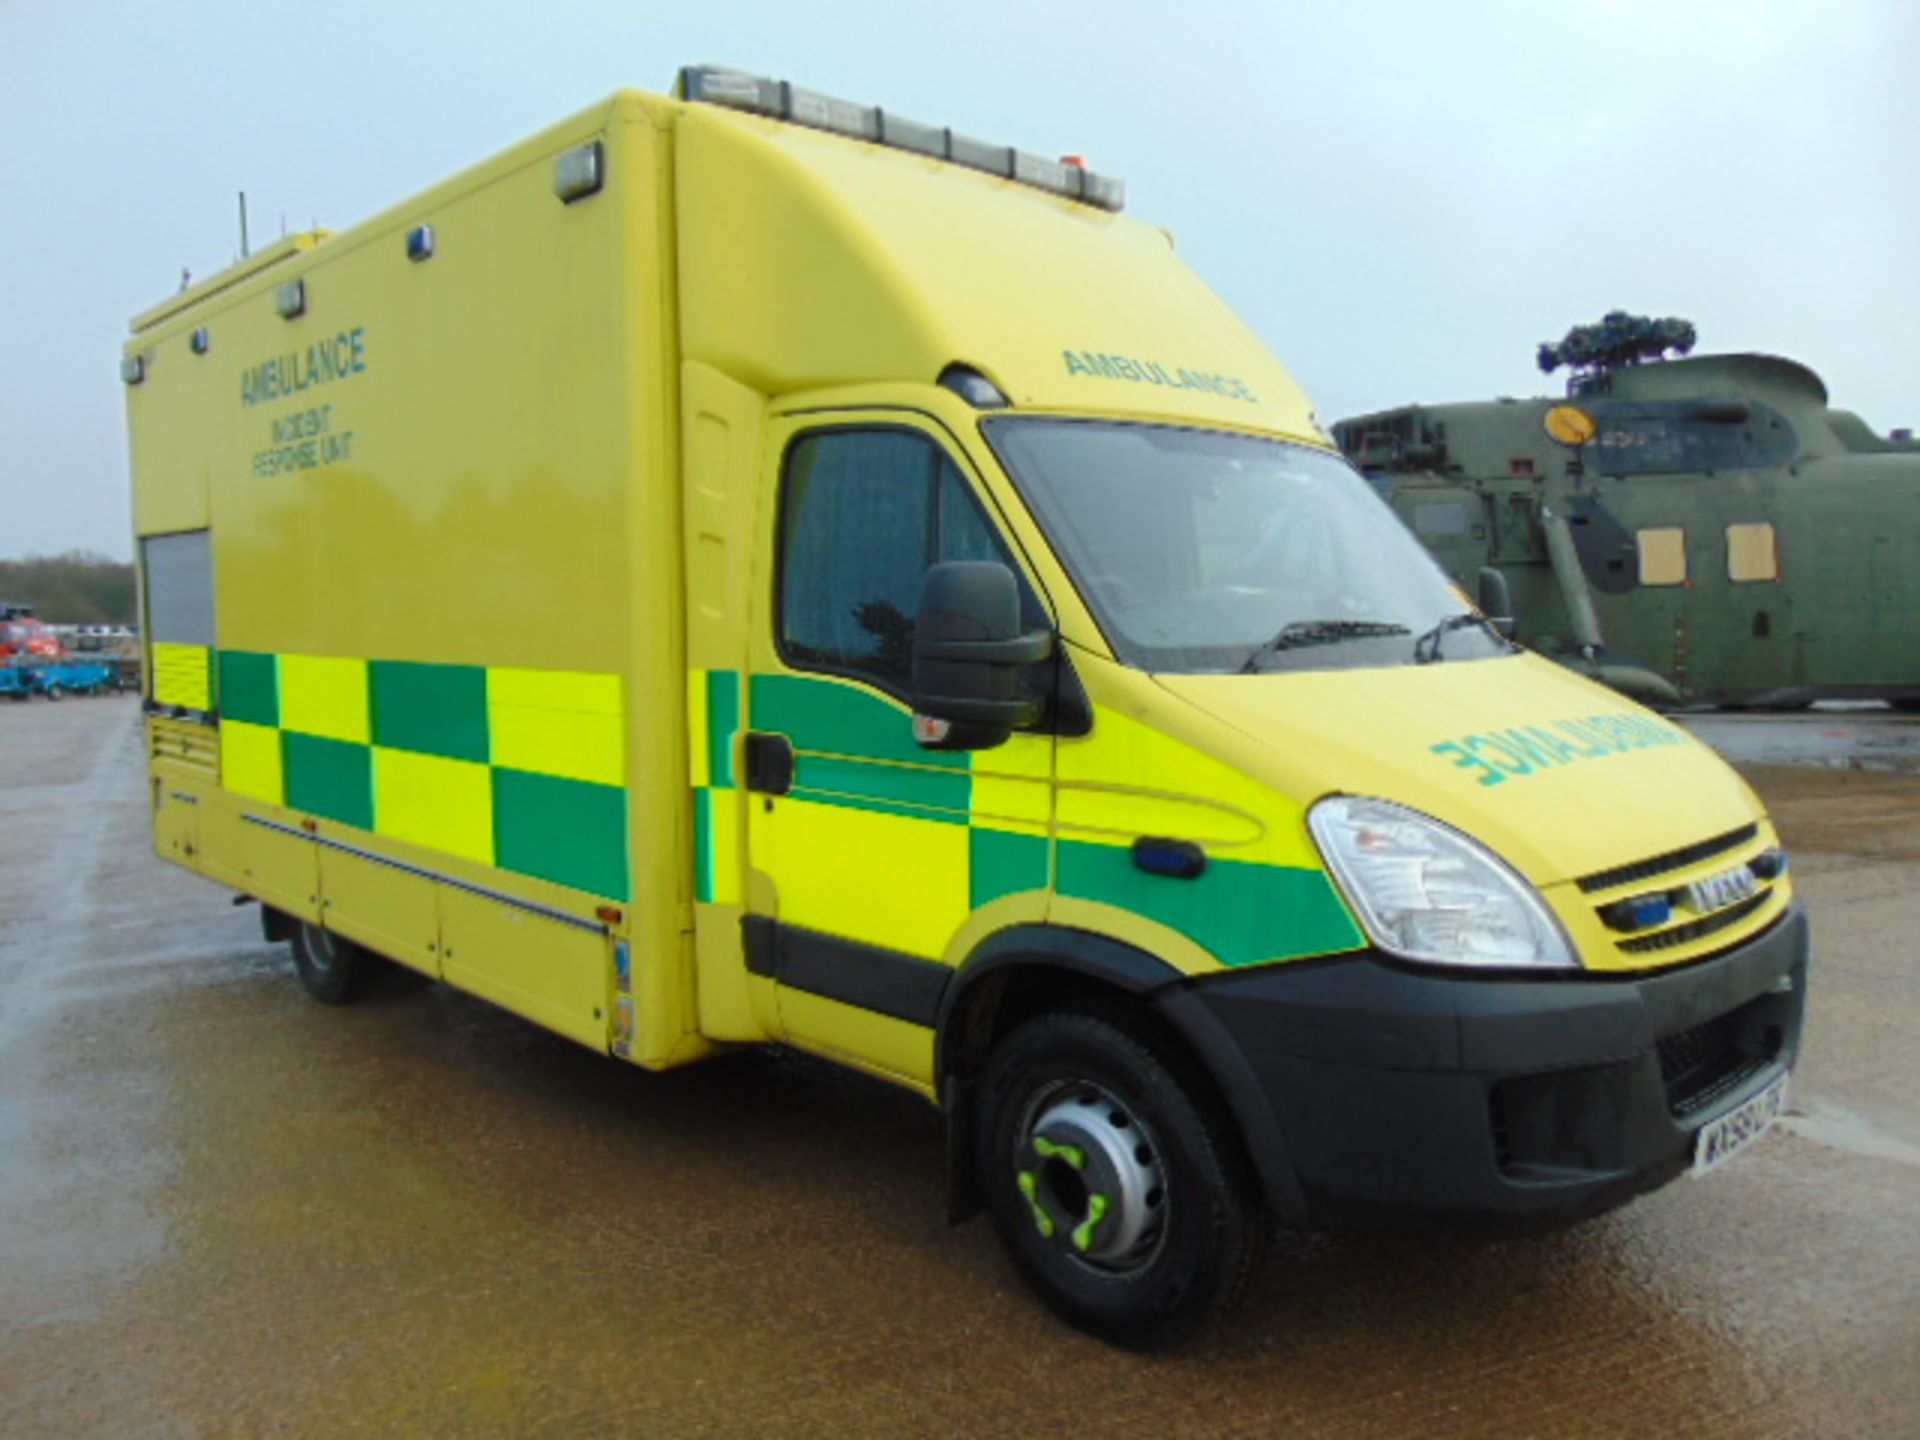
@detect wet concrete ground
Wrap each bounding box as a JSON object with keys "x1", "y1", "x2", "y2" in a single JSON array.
[
  {"x1": 1678, "y1": 703, "x2": 1920, "y2": 774},
  {"x1": 3, "y1": 696, "x2": 1916, "y2": 1438}
]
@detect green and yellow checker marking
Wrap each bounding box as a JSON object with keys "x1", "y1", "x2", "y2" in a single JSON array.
[
  {"x1": 689, "y1": 668, "x2": 743, "y2": 905},
  {"x1": 1053, "y1": 837, "x2": 1360, "y2": 966},
  {"x1": 151, "y1": 642, "x2": 212, "y2": 710},
  {"x1": 689, "y1": 669, "x2": 1359, "y2": 972},
  {"x1": 216, "y1": 649, "x2": 628, "y2": 900},
  {"x1": 1055, "y1": 707, "x2": 1363, "y2": 968},
  {"x1": 691, "y1": 671, "x2": 1051, "y2": 956}
]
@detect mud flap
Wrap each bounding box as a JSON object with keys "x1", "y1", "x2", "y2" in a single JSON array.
[{"x1": 944, "y1": 1074, "x2": 983, "y2": 1224}]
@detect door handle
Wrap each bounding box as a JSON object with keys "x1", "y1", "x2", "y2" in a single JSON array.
[{"x1": 744, "y1": 732, "x2": 794, "y2": 796}]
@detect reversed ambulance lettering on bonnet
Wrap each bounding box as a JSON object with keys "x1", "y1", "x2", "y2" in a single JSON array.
[{"x1": 1429, "y1": 713, "x2": 1689, "y2": 787}]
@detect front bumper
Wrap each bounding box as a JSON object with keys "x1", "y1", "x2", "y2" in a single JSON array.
[{"x1": 1179, "y1": 903, "x2": 1809, "y2": 1230}]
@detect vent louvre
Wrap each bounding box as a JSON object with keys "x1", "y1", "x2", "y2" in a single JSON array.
[
  {"x1": 1616, "y1": 892, "x2": 1771, "y2": 954},
  {"x1": 1578, "y1": 823, "x2": 1759, "y2": 894}
]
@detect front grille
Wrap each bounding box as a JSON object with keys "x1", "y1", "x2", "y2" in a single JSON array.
[
  {"x1": 1489, "y1": 1089, "x2": 1513, "y2": 1171},
  {"x1": 1616, "y1": 892, "x2": 1770, "y2": 954},
  {"x1": 1657, "y1": 997, "x2": 1783, "y2": 1118},
  {"x1": 1577, "y1": 823, "x2": 1759, "y2": 894}
]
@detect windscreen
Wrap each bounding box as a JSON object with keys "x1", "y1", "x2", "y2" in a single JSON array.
[{"x1": 985, "y1": 418, "x2": 1507, "y2": 674}]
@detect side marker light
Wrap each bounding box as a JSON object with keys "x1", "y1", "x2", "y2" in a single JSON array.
[{"x1": 1131, "y1": 837, "x2": 1207, "y2": 880}]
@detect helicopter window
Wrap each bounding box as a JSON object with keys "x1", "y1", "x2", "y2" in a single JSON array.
[
  {"x1": 1412, "y1": 501, "x2": 1470, "y2": 537},
  {"x1": 1636, "y1": 528, "x2": 1688, "y2": 586},
  {"x1": 1726, "y1": 523, "x2": 1780, "y2": 583}
]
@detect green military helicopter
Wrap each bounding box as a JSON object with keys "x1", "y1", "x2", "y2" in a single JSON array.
[{"x1": 1334, "y1": 313, "x2": 1920, "y2": 709}]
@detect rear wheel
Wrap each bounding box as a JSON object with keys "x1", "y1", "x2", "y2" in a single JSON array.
[
  {"x1": 975, "y1": 1007, "x2": 1266, "y2": 1350},
  {"x1": 290, "y1": 921, "x2": 372, "y2": 1005}
]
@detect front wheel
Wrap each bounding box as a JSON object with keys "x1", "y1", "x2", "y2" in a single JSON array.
[
  {"x1": 975, "y1": 1008, "x2": 1266, "y2": 1350},
  {"x1": 290, "y1": 921, "x2": 373, "y2": 1005}
]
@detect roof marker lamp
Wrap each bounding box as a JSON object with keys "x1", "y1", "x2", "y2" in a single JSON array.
[
  {"x1": 553, "y1": 141, "x2": 604, "y2": 203},
  {"x1": 939, "y1": 363, "x2": 1009, "y2": 409},
  {"x1": 1309, "y1": 796, "x2": 1577, "y2": 969}
]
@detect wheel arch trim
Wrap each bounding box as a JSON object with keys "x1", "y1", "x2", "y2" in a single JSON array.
[{"x1": 938, "y1": 924, "x2": 1311, "y2": 1227}]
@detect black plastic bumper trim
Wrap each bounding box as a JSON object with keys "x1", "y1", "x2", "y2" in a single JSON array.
[
  {"x1": 744, "y1": 918, "x2": 948, "y2": 1028},
  {"x1": 1184, "y1": 903, "x2": 1810, "y2": 1228}
]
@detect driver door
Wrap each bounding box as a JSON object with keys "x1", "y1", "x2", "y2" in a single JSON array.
[{"x1": 741, "y1": 415, "x2": 1054, "y2": 1088}]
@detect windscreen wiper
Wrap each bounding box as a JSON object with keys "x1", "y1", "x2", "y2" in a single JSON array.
[
  {"x1": 1241, "y1": 619, "x2": 1411, "y2": 673},
  {"x1": 1413, "y1": 612, "x2": 1500, "y2": 665}
]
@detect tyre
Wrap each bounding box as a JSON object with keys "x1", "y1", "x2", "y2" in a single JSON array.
[
  {"x1": 290, "y1": 920, "x2": 372, "y2": 1005},
  {"x1": 44, "y1": 683, "x2": 62, "y2": 702},
  {"x1": 975, "y1": 1007, "x2": 1267, "y2": 1350}
]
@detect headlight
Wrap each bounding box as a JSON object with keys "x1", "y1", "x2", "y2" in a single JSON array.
[{"x1": 1308, "y1": 796, "x2": 1577, "y2": 969}]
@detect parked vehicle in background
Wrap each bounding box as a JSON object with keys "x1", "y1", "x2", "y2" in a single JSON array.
[
  {"x1": 1, "y1": 604, "x2": 133, "y2": 698},
  {"x1": 1333, "y1": 316, "x2": 1920, "y2": 709}
]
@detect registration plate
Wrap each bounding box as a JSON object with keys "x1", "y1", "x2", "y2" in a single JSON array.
[
  {"x1": 1687, "y1": 862, "x2": 1760, "y2": 914},
  {"x1": 1691, "y1": 1073, "x2": 1789, "y2": 1176}
]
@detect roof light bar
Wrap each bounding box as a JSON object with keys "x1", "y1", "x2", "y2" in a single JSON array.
[
  {"x1": 789, "y1": 86, "x2": 880, "y2": 142},
  {"x1": 675, "y1": 65, "x2": 1125, "y2": 213}
]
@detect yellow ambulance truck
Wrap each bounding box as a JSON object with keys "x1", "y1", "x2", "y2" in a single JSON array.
[{"x1": 124, "y1": 67, "x2": 1807, "y2": 1348}]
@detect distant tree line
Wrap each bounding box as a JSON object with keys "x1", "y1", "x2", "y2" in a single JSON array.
[{"x1": 0, "y1": 551, "x2": 137, "y2": 624}]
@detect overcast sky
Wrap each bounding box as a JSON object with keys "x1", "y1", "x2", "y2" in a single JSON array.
[{"x1": 3, "y1": 0, "x2": 1913, "y2": 560}]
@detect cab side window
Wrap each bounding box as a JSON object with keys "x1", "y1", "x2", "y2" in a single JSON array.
[{"x1": 779, "y1": 429, "x2": 1039, "y2": 696}]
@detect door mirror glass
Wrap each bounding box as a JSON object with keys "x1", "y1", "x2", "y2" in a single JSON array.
[{"x1": 911, "y1": 561, "x2": 1053, "y2": 750}]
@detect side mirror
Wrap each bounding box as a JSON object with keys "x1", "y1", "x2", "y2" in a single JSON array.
[
  {"x1": 911, "y1": 561, "x2": 1053, "y2": 751},
  {"x1": 1477, "y1": 566, "x2": 1516, "y2": 640}
]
